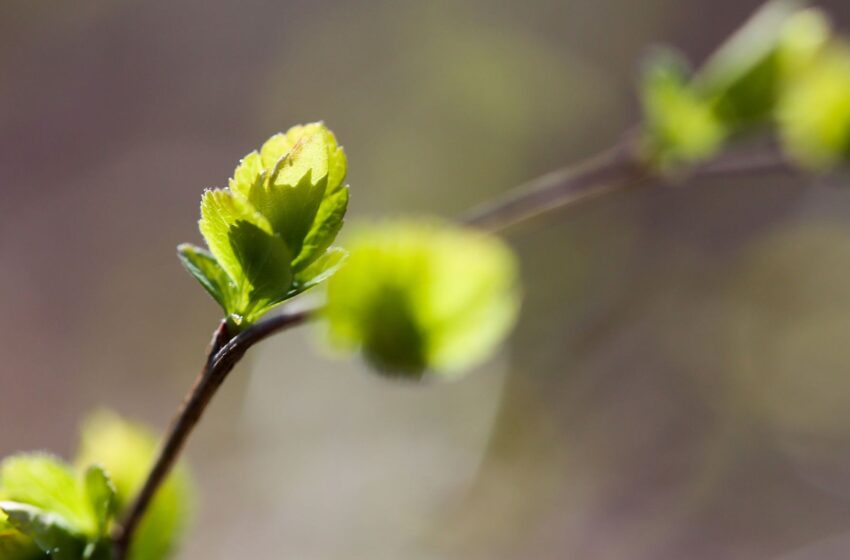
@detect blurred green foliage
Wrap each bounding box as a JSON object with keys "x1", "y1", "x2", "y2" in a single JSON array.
[
  {"x1": 778, "y1": 43, "x2": 850, "y2": 168},
  {"x1": 324, "y1": 220, "x2": 520, "y2": 377},
  {"x1": 641, "y1": 0, "x2": 850, "y2": 172},
  {"x1": 640, "y1": 49, "x2": 726, "y2": 170},
  {"x1": 0, "y1": 455, "x2": 114, "y2": 560},
  {"x1": 0, "y1": 412, "x2": 193, "y2": 560}
]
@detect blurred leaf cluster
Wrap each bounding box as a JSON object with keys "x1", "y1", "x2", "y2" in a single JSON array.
[
  {"x1": 0, "y1": 412, "x2": 192, "y2": 560},
  {"x1": 641, "y1": 0, "x2": 850, "y2": 170},
  {"x1": 324, "y1": 220, "x2": 521, "y2": 378}
]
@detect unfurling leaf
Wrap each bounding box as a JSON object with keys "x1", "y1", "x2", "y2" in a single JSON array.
[
  {"x1": 323, "y1": 220, "x2": 521, "y2": 378},
  {"x1": 180, "y1": 122, "x2": 349, "y2": 327}
]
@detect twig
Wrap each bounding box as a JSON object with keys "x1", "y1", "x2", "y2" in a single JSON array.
[
  {"x1": 113, "y1": 308, "x2": 316, "y2": 559},
  {"x1": 462, "y1": 138, "x2": 796, "y2": 232}
]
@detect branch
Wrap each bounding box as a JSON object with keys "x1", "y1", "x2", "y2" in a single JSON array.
[
  {"x1": 113, "y1": 308, "x2": 317, "y2": 559},
  {"x1": 113, "y1": 132, "x2": 800, "y2": 559},
  {"x1": 462, "y1": 137, "x2": 797, "y2": 232}
]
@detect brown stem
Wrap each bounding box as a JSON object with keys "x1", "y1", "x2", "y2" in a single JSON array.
[
  {"x1": 462, "y1": 136, "x2": 648, "y2": 231},
  {"x1": 113, "y1": 308, "x2": 316, "y2": 559},
  {"x1": 462, "y1": 137, "x2": 796, "y2": 232}
]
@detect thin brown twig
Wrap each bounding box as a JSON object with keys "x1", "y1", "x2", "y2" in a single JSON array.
[
  {"x1": 113, "y1": 308, "x2": 316, "y2": 559},
  {"x1": 462, "y1": 139, "x2": 797, "y2": 232}
]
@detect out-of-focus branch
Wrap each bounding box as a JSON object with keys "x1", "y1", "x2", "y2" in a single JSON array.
[{"x1": 462, "y1": 137, "x2": 797, "y2": 233}]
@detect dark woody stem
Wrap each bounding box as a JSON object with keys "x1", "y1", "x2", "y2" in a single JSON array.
[{"x1": 113, "y1": 309, "x2": 315, "y2": 559}]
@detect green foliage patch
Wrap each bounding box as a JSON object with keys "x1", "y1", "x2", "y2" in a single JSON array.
[
  {"x1": 0, "y1": 413, "x2": 193, "y2": 560},
  {"x1": 641, "y1": 1, "x2": 850, "y2": 172}
]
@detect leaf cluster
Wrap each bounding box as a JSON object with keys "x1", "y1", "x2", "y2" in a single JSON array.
[
  {"x1": 0, "y1": 412, "x2": 193, "y2": 560},
  {"x1": 179, "y1": 123, "x2": 349, "y2": 329},
  {"x1": 641, "y1": 0, "x2": 850, "y2": 170}
]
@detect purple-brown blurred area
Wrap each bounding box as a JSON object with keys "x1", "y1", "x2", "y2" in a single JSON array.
[{"x1": 4, "y1": 0, "x2": 850, "y2": 558}]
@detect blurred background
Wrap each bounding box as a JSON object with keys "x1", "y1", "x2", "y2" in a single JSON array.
[{"x1": 3, "y1": 0, "x2": 850, "y2": 558}]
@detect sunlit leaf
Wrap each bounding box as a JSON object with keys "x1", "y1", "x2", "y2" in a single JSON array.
[
  {"x1": 294, "y1": 184, "x2": 349, "y2": 271},
  {"x1": 227, "y1": 151, "x2": 264, "y2": 197},
  {"x1": 183, "y1": 123, "x2": 349, "y2": 324},
  {"x1": 198, "y1": 188, "x2": 274, "y2": 287},
  {"x1": 243, "y1": 170, "x2": 326, "y2": 262},
  {"x1": 0, "y1": 455, "x2": 96, "y2": 538}
]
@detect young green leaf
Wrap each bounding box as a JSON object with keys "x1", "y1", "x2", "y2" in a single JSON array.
[
  {"x1": 75, "y1": 411, "x2": 194, "y2": 560},
  {"x1": 291, "y1": 247, "x2": 348, "y2": 296},
  {"x1": 198, "y1": 188, "x2": 274, "y2": 287},
  {"x1": 228, "y1": 151, "x2": 265, "y2": 196},
  {"x1": 0, "y1": 503, "x2": 85, "y2": 560},
  {"x1": 293, "y1": 184, "x2": 349, "y2": 271},
  {"x1": 227, "y1": 220, "x2": 293, "y2": 321},
  {"x1": 257, "y1": 123, "x2": 343, "y2": 190},
  {"x1": 234, "y1": 124, "x2": 346, "y2": 262},
  {"x1": 82, "y1": 466, "x2": 115, "y2": 537},
  {"x1": 176, "y1": 244, "x2": 237, "y2": 312},
  {"x1": 0, "y1": 455, "x2": 97, "y2": 538},
  {"x1": 323, "y1": 220, "x2": 521, "y2": 377},
  {"x1": 243, "y1": 170, "x2": 327, "y2": 262}
]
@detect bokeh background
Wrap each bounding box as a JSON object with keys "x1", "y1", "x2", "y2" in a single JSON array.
[{"x1": 3, "y1": 0, "x2": 850, "y2": 558}]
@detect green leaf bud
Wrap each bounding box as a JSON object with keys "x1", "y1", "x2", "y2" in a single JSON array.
[{"x1": 180, "y1": 123, "x2": 349, "y2": 327}]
